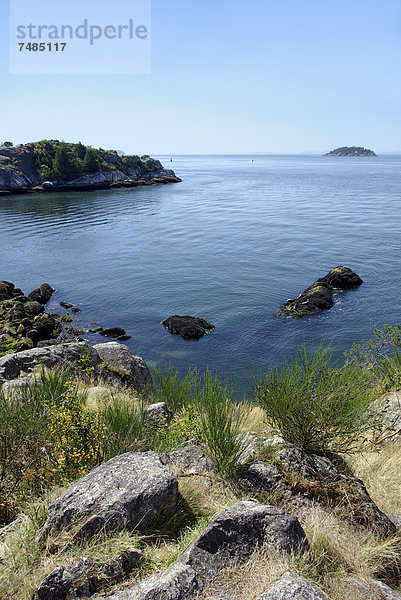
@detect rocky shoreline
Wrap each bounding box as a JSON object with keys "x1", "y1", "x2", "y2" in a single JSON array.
[{"x1": 0, "y1": 280, "x2": 133, "y2": 355}]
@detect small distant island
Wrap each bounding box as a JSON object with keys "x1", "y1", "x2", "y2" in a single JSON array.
[
  {"x1": 0, "y1": 140, "x2": 181, "y2": 195},
  {"x1": 324, "y1": 146, "x2": 376, "y2": 157}
]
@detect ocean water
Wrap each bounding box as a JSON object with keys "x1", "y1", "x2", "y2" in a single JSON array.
[{"x1": 1, "y1": 154, "x2": 400, "y2": 394}]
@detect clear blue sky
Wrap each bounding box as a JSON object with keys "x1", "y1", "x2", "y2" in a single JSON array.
[{"x1": 1, "y1": 0, "x2": 401, "y2": 154}]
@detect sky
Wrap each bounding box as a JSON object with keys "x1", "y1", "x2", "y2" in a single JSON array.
[{"x1": 1, "y1": 0, "x2": 401, "y2": 154}]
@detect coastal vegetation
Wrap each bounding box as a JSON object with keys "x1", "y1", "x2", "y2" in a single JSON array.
[
  {"x1": 0, "y1": 140, "x2": 181, "y2": 194},
  {"x1": 324, "y1": 146, "x2": 377, "y2": 157},
  {"x1": 1, "y1": 324, "x2": 401, "y2": 598}
]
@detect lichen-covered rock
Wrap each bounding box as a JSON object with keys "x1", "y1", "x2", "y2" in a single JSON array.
[
  {"x1": 351, "y1": 577, "x2": 401, "y2": 600},
  {"x1": 36, "y1": 452, "x2": 178, "y2": 546},
  {"x1": 93, "y1": 342, "x2": 154, "y2": 391},
  {"x1": 146, "y1": 402, "x2": 174, "y2": 427},
  {"x1": 27, "y1": 313, "x2": 62, "y2": 344},
  {"x1": 32, "y1": 558, "x2": 93, "y2": 600},
  {"x1": 274, "y1": 447, "x2": 395, "y2": 537},
  {"x1": 373, "y1": 391, "x2": 401, "y2": 440},
  {"x1": 161, "y1": 315, "x2": 215, "y2": 340},
  {"x1": 0, "y1": 341, "x2": 153, "y2": 392},
  {"x1": 33, "y1": 550, "x2": 144, "y2": 600},
  {"x1": 96, "y1": 501, "x2": 308, "y2": 600},
  {"x1": 319, "y1": 266, "x2": 363, "y2": 289},
  {"x1": 256, "y1": 571, "x2": 329, "y2": 599},
  {"x1": 240, "y1": 446, "x2": 395, "y2": 538},
  {"x1": 165, "y1": 439, "x2": 216, "y2": 476},
  {"x1": 0, "y1": 342, "x2": 98, "y2": 383},
  {"x1": 241, "y1": 461, "x2": 285, "y2": 494}
]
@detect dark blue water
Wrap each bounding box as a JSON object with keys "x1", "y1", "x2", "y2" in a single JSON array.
[{"x1": 1, "y1": 154, "x2": 400, "y2": 393}]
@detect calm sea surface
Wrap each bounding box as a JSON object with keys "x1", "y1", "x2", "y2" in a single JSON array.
[{"x1": 1, "y1": 154, "x2": 400, "y2": 394}]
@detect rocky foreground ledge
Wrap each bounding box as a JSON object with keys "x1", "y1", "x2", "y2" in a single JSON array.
[
  {"x1": 2, "y1": 338, "x2": 401, "y2": 599},
  {"x1": 0, "y1": 140, "x2": 181, "y2": 195},
  {"x1": 276, "y1": 266, "x2": 363, "y2": 317}
]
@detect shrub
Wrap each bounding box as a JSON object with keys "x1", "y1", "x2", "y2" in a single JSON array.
[
  {"x1": 254, "y1": 344, "x2": 378, "y2": 456},
  {"x1": 152, "y1": 408, "x2": 203, "y2": 453},
  {"x1": 153, "y1": 363, "x2": 199, "y2": 412},
  {"x1": 48, "y1": 380, "x2": 105, "y2": 480},
  {"x1": 345, "y1": 324, "x2": 401, "y2": 390},
  {"x1": 100, "y1": 392, "x2": 148, "y2": 459},
  {"x1": 0, "y1": 370, "x2": 100, "y2": 521},
  {"x1": 197, "y1": 370, "x2": 250, "y2": 475}
]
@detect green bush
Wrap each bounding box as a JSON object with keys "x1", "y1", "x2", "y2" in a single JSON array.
[
  {"x1": 100, "y1": 393, "x2": 148, "y2": 459},
  {"x1": 0, "y1": 369, "x2": 93, "y2": 522},
  {"x1": 153, "y1": 363, "x2": 199, "y2": 412},
  {"x1": 254, "y1": 344, "x2": 378, "y2": 455},
  {"x1": 197, "y1": 370, "x2": 250, "y2": 475}
]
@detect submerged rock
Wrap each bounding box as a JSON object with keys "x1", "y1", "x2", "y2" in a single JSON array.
[
  {"x1": 161, "y1": 315, "x2": 215, "y2": 340},
  {"x1": 276, "y1": 266, "x2": 362, "y2": 317},
  {"x1": 99, "y1": 327, "x2": 129, "y2": 339}
]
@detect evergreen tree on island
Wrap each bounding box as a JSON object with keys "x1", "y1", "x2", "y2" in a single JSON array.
[
  {"x1": 83, "y1": 147, "x2": 100, "y2": 174},
  {"x1": 52, "y1": 143, "x2": 82, "y2": 180}
]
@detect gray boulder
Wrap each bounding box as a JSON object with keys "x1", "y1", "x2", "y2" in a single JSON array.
[
  {"x1": 0, "y1": 341, "x2": 153, "y2": 392},
  {"x1": 0, "y1": 342, "x2": 100, "y2": 384},
  {"x1": 256, "y1": 572, "x2": 329, "y2": 599},
  {"x1": 374, "y1": 392, "x2": 401, "y2": 440},
  {"x1": 93, "y1": 342, "x2": 154, "y2": 391},
  {"x1": 32, "y1": 558, "x2": 92, "y2": 600},
  {"x1": 36, "y1": 451, "x2": 178, "y2": 547},
  {"x1": 274, "y1": 447, "x2": 337, "y2": 478},
  {"x1": 372, "y1": 580, "x2": 401, "y2": 600},
  {"x1": 33, "y1": 549, "x2": 144, "y2": 600},
  {"x1": 95, "y1": 500, "x2": 308, "y2": 600},
  {"x1": 241, "y1": 461, "x2": 285, "y2": 494},
  {"x1": 240, "y1": 446, "x2": 395, "y2": 538},
  {"x1": 165, "y1": 439, "x2": 216, "y2": 476},
  {"x1": 146, "y1": 402, "x2": 174, "y2": 428},
  {"x1": 351, "y1": 577, "x2": 401, "y2": 600}
]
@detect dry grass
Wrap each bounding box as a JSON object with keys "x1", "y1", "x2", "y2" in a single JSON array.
[
  {"x1": 239, "y1": 406, "x2": 271, "y2": 435},
  {"x1": 2, "y1": 372, "x2": 401, "y2": 600},
  {"x1": 200, "y1": 503, "x2": 401, "y2": 600},
  {"x1": 350, "y1": 438, "x2": 401, "y2": 515}
]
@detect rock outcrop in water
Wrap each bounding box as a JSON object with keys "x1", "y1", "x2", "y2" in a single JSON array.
[
  {"x1": 276, "y1": 266, "x2": 363, "y2": 317},
  {"x1": 161, "y1": 315, "x2": 215, "y2": 340},
  {"x1": 0, "y1": 140, "x2": 181, "y2": 195},
  {"x1": 324, "y1": 146, "x2": 376, "y2": 157}
]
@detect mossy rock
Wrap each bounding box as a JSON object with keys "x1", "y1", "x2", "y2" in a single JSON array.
[
  {"x1": 277, "y1": 266, "x2": 362, "y2": 318},
  {"x1": 23, "y1": 301, "x2": 45, "y2": 316}
]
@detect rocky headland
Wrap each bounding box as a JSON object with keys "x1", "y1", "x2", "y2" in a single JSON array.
[
  {"x1": 0, "y1": 140, "x2": 181, "y2": 195},
  {"x1": 324, "y1": 146, "x2": 376, "y2": 157}
]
